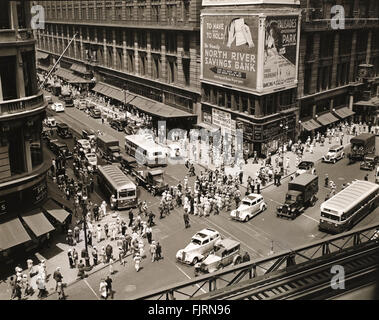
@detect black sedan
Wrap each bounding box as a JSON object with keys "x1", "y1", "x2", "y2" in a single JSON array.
[{"x1": 109, "y1": 119, "x2": 127, "y2": 132}]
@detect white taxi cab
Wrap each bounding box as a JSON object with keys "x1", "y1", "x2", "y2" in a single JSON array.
[
  {"x1": 176, "y1": 228, "x2": 221, "y2": 265},
  {"x1": 230, "y1": 193, "x2": 267, "y2": 222}
]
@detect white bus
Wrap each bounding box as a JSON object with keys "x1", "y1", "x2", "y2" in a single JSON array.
[
  {"x1": 125, "y1": 134, "x2": 166, "y2": 167},
  {"x1": 97, "y1": 165, "x2": 137, "y2": 210},
  {"x1": 319, "y1": 180, "x2": 379, "y2": 234}
]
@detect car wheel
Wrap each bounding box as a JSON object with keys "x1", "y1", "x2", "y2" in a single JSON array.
[
  {"x1": 217, "y1": 263, "x2": 224, "y2": 270},
  {"x1": 244, "y1": 216, "x2": 249, "y2": 222},
  {"x1": 192, "y1": 257, "x2": 199, "y2": 265},
  {"x1": 234, "y1": 256, "x2": 242, "y2": 265},
  {"x1": 261, "y1": 204, "x2": 267, "y2": 212},
  {"x1": 333, "y1": 159, "x2": 336, "y2": 164}
]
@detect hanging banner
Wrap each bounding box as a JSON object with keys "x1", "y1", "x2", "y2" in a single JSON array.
[
  {"x1": 263, "y1": 15, "x2": 299, "y2": 90},
  {"x1": 202, "y1": 15, "x2": 259, "y2": 92}
]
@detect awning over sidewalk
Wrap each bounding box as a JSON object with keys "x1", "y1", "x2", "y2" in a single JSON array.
[
  {"x1": 316, "y1": 113, "x2": 339, "y2": 126},
  {"x1": 36, "y1": 51, "x2": 49, "y2": 60},
  {"x1": 0, "y1": 218, "x2": 31, "y2": 251},
  {"x1": 301, "y1": 119, "x2": 322, "y2": 131},
  {"x1": 196, "y1": 122, "x2": 220, "y2": 133},
  {"x1": 21, "y1": 210, "x2": 55, "y2": 237},
  {"x1": 55, "y1": 68, "x2": 92, "y2": 84},
  {"x1": 37, "y1": 64, "x2": 51, "y2": 72},
  {"x1": 42, "y1": 199, "x2": 71, "y2": 224},
  {"x1": 91, "y1": 82, "x2": 132, "y2": 103},
  {"x1": 333, "y1": 107, "x2": 355, "y2": 119},
  {"x1": 354, "y1": 97, "x2": 379, "y2": 107},
  {"x1": 129, "y1": 96, "x2": 196, "y2": 119},
  {"x1": 70, "y1": 63, "x2": 90, "y2": 75}
]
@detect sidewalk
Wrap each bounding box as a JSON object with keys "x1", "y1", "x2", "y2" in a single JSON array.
[
  {"x1": 193, "y1": 132, "x2": 354, "y2": 191},
  {"x1": 0, "y1": 211, "x2": 135, "y2": 300}
]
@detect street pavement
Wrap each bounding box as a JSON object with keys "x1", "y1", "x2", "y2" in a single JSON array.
[{"x1": 3, "y1": 93, "x2": 378, "y2": 300}]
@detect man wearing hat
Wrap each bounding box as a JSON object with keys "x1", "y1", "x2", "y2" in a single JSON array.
[
  {"x1": 128, "y1": 210, "x2": 134, "y2": 227},
  {"x1": 53, "y1": 267, "x2": 63, "y2": 291}
]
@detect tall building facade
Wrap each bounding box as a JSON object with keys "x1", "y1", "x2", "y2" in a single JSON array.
[
  {"x1": 298, "y1": 0, "x2": 379, "y2": 135},
  {"x1": 0, "y1": 1, "x2": 51, "y2": 260},
  {"x1": 35, "y1": 0, "x2": 202, "y2": 132}
]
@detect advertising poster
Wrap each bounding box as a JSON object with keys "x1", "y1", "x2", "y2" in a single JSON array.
[
  {"x1": 263, "y1": 15, "x2": 299, "y2": 90},
  {"x1": 202, "y1": 15, "x2": 259, "y2": 91},
  {"x1": 212, "y1": 108, "x2": 236, "y2": 135}
]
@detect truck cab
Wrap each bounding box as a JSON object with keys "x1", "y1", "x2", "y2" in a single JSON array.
[
  {"x1": 146, "y1": 170, "x2": 168, "y2": 196},
  {"x1": 277, "y1": 174, "x2": 318, "y2": 219},
  {"x1": 97, "y1": 134, "x2": 121, "y2": 163},
  {"x1": 348, "y1": 133, "x2": 376, "y2": 163},
  {"x1": 56, "y1": 123, "x2": 72, "y2": 139}
]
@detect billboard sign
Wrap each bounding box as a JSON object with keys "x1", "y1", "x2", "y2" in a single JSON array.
[
  {"x1": 202, "y1": 15, "x2": 259, "y2": 92},
  {"x1": 263, "y1": 16, "x2": 299, "y2": 90},
  {"x1": 212, "y1": 108, "x2": 236, "y2": 135}
]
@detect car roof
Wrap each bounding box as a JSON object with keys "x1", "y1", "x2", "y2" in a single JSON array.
[
  {"x1": 150, "y1": 169, "x2": 164, "y2": 175},
  {"x1": 77, "y1": 139, "x2": 90, "y2": 144},
  {"x1": 57, "y1": 123, "x2": 68, "y2": 128},
  {"x1": 52, "y1": 141, "x2": 67, "y2": 147},
  {"x1": 216, "y1": 238, "x2": 240, "y2": 250},
  {"x1": 299, "y1": 160, "x2": 313, "y2": 164},
  {"x1": 329, "y1": 145, "x2": 341, "y2": 150},
  {"x1": 195, "y1": 228, "x2": 218, "y2": 238},
  {"x1": 244, "y1": 194, "x2": 262, "y2": 201}
]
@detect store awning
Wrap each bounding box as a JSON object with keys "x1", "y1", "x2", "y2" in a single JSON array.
[
  {"x1": 333, "y1": 107, "x2": 355, "y2": 119},
  {"x1": 91, "y1": 82, "x2": 130, "y2": 103},
  {"x1": 301, "y1": 119, "x2": 322, "y2": 131},
  {"x1": 196, "y1": 122, "x2": 220, "y2": 133},
  {"x1": 42, "y1": 199, "x2": 71, "y2": 224},
  {"x1": 37, "y1": 64, "x2": 51, "y2": 72},
  {"x1": 129, "y1": 96, "x2": 196, "y2": 119},
  {"x1": 21, "y1": 210, "x2": 55, "y2": 237},
  {"x1": 316, "y1": 113, "x2": 339, "y2": 126},
  {"x1": 36, "y1": 51, "x2": 49, "y2": 60},
  {"x1": 0, "y1": 218, "x2": 31, "y2": 251},
  {"x1": 354, "y1": 97, "x2": 379, "y2": 107},
  {"x1": 70, "y1": 63, "x2": 90, "y2": 75},
  {"x1": 55, "y1": 68, "x2": 92, "y2": 84}
]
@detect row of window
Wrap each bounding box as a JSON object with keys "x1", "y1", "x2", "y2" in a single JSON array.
[
  {"x1": 41, "y1": 24, "x2": 192, "y2": 54},
  {"x1": 43, "y1": 1, "x2": 192, "y2": 24},
  {"x1": 38, "y1": 37, "x2": 192, "y2": 87},
  {"x1": 299, "y1": 94, "x2": 348, "y2": 119},
  {"x1": 202, "y1": 84, "x2": 296, "y2": 117}
]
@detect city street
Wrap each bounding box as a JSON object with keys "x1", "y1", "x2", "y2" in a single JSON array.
[{"x1": 38, "y1": 96, "x2": 379, "y2": 300}]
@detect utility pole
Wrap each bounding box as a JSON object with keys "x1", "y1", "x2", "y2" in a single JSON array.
[{"x1": 39, "y1": 32, "x2": 78, "y2": 89}]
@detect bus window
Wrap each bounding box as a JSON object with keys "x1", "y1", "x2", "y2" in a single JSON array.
[
  {"x1": 321, "y1": 211, "x2": 340, "y2": 221},
  {"x1": 119, "y1": 189, "x2": 136, "y2": 198}
]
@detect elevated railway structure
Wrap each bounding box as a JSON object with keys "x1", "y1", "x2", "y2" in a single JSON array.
[{"x1": 135, "y1": 223, "x2": 379, "y2": 300}]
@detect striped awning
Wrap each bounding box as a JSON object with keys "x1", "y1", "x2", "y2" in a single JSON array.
[
  {"x1": 21, "y1": 210, "x2": 55, "y2": 237},
  {"x1": 301, "y1": 119, "x2": 322, "y2": 131},
  {"x1": 70, "y1": 63, "x2": 90, "y2": 75},
  {"x1": 316, "y1": 113, "x2": 339, "y2": 126},
  {"x1": 333, "y1": 107, "x2": 355, "y2": 119},
  {"x1": 0, "y1": 218, "x2": 31, "y2": 251},
  {"x1": 55, "y1": 68, "x2": 92, "y2": 84},
  {"x1": 92, "y1": 82, "x2": 134, "y2": 103}
]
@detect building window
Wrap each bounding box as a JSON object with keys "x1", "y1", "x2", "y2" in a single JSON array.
[
  {"x1": 116, "y1": 29, "x2": 123, "y2": 45},
  {"x1": 30, "y1": 127, "x2": 43, "y2": 168},
  {"x1": 16, "y1": 1, "x2": 26, "y2": 29},
  {"x1": 304, "y1": 66, "x2": 312, "y2": 95},
  {"x1": 151, "y1": 31, "x2": 161, "y2": 51},
  {"x1": 317, "y1": 65, "x2": 332, "y2": 92},
  {"x1": 127, "y1": 50, "x2": 134, "y2": 73},
  {"x1": 0, "y1": 56, "x2": 17, "y2": 100},
  {"x1": 139, "y1": 52, "x2": 147, "y2": 76},
  {"x1": 22, "y1": 51, "x2": 37, "y2": 97},
  {"x1": 106, "y1": 29, "x2": 113, "y2": 44},
  {"x1": 184, "y1": 1, "x2": 190, "y2": 22},
  {"x1": 183, "y1": 33, "x2": 190, "y2": 53},
  {"x1": 97, "y1": 28, "x2": 104, "y2": 42},
  {"x1": 152, "y1": 54, "x2": 161, "y2": 80},
  {"x1": 167, "y1": 58, "x2": 177, "y2": 83},
  {"x1": 356, "y1": 31, "x2": 368, "y2": 53},
  {"x1": 183, "y1": 59, "x2": 190, "y2": 86},
  {"x1": 126, "y1": 30, "x2": 134, "y2": 47},
  {"x1": 0, "y1": 2, "x2": 10, "y2": 29},
  {"x1": 151, "y1": 5, "x2": 160, "y2": 22},
  {"x1": 217, "y1": 89, "x2": 225, "y2": 107},
  {"x1": 137, "y1": 6, "x2": 145, "y2": 20},
  {"x1": 166, "y1": 32, "x2": 177, "y2": 54},
  {"x1": 167, "y1": 4, "x2": 177, "y2": 23},
  {"x1": 316, "y1": 100, "x2": 330, "y2": 114},
  {"x1": 105, "y1": 6, "x2": 112, "y2": 20},
  {"x1": 9, "y1": 128, "x2": 26, "y2": 175},
  {"x1": 339, "y1": 31, "x2": 352, "y2": 55},
  {"x1": 137, "y1": 31, "x2": 147, "y2": 49},
  {"x1": 319, "y1": 33, "x2": 334, "y2": 58},
  {"x1": 116, "y1": 49, "x2": 123, "y2": 70}
]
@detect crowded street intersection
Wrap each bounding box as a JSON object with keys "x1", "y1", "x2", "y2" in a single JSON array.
[{"x1": 2, "y1": 88, "x2": 379, "y2": 301}]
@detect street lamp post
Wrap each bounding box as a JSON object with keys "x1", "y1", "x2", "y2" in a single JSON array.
[{"x1": 279, "y1": 120, "x2": 289, "y2": 175}]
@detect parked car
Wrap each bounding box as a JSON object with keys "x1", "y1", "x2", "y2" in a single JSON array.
[
  {"x1": 124, "y1": 123, "x2": 139, "y2": 135},
  {"x1": 56, "y1": 123, "x2": 72, "y2": 139},
  {"x1": 82, "y1": 129, "x2": 97, "y2": 142},
  {"x1": 46, "y1": 137, "x2": 58, "y2": 150},
  {"x1": 76, "y1": 139, "x2": 92, "y2": 154},
  {"x1": 76, "y1": 99, "x2": 87, "y2": 110},
  {"x1": 176, "y1": 228, "x2": 221, "y2": 265},
  {"x1": 360, "y1": 153, "x2": 379, "y2": 171},
  {"x1": 296, "y1": 160, "x2": 314, "y2": 176},
  {"x1": 50, "y1": 141, "x2": 73, "y2": 159},
  {"x1": 322, "y1": 145, "x2": 344, "y2": 163},
  {"x1": 199, "y1": 239, "x2": 242, "y2": 273},
  {"x1": 230, "y1": 194, "x2": 267, "y2": 222},
  {"x1": 85, "y1": 152, "x2": 98, "y2": 171},
  {"x1": 109, "y1": 119, "x2": 126, "y2": 132},
  {"x1": 51, "y1": 102, "x2": 65, "y2": 112},
  {"x1": 43, "y1": 116, "x2": 56, "y2": 127},
  {"x1": 90, "y1": 108, "x2": 102, "y2": 118}
]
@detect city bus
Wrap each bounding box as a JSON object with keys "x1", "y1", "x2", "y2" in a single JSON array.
[
  {"x1": 125, "y1": 134, "x2": 166, "y2": 167},
  {"x1": 97, "y1": 165, "x2": 138, "y2": 210},
  {"x1": 319, "y1": 180, "x2": 379, "y2": 234}
]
